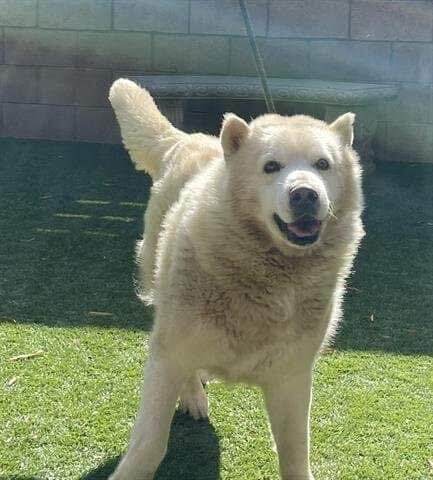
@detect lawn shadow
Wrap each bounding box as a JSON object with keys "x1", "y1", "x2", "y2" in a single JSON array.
[
  {"x1": 1, "y1": 140, "x2": 432, "y2": 353},
  {"x1": 334, "y1": 163, "x2": 433, "y2": 355},
  {"x1": 0, "y1": 413, "x2": 220, "y2": 480},
  {"x1": 0, "y1": 139, "x2": 152, "y2": 331},
  {"x1": 81, "y1": 412, "x2": 220, "y2": 480}
]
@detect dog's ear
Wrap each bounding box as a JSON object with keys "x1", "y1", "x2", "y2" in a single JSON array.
[
  {"x1": 220, "y1": 113, "x2": 250, "y2": 156},
  {"x1": 330, "y1": 112, "x2": 355, "y2": 147}
]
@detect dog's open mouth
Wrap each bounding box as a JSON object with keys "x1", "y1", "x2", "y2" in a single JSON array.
[{"x1": 273, "y1": 213, "x2": 321, "y2": 246}]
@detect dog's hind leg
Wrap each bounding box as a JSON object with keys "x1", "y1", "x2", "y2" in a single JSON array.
[
  {"x1": 108, "y1": 354, "x2": 185, "y2": 480},
  {"x1": 178, "y1": 370, "x2": 209, "y2": 420}
]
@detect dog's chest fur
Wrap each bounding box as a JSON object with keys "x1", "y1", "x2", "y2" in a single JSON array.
[
  {"x1": 160, "y1": 241, "x2": 340, "y2": 382},
  {"x1": 210, "y1": 281, "x2": 333, "y2": 382}
]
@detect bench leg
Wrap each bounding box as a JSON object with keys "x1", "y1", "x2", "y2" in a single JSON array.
[
  {"x1": 324, "y1": 105, "x2": 377, "y2": 173},
  {"x1": 158, "y1": 99, "x2": 184, "y2": 129}
]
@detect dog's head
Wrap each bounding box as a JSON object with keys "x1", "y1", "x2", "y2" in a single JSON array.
[{"x1": 221, "y1": 112, "x2": 363, "y2": 252}]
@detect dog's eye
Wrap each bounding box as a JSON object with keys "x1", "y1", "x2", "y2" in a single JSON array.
[
  {"x1": 315, "y1": 158, "x2": 330, "y2": 171},
  {"x1": 263, "y1": 160, "x2": 282, "y2": 174}
]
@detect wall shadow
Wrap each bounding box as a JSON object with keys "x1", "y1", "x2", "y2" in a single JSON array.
[
  {"x1": 1, "y1": 140, "x2": 432, "y2": 353},
  {"x1": 0, "y1": 139, "x2": 152, "y2": 331},
  {"x1": 334, "y1": 162, "x2": 433, "y2": 355},
  {"x1": 80, "y1": 412, "x2": 220, "y2": 480}
]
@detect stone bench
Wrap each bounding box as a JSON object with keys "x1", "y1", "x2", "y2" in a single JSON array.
[{"x1": 131, "y1": 75, "x2": 399, "y2": 170}]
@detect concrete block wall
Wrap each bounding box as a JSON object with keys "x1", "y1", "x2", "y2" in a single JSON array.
[{"x1": 0, "y1": 0, "x2": 432, "y2": 162}]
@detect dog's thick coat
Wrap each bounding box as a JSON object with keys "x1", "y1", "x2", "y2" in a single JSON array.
[{"x1": 108, "y1": 79, "x2": 364, "y2": 480}]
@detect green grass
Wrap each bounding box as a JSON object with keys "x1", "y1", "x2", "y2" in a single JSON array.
[{"x1": 0, "y1": 138, "x2": 432, "y2": 480}]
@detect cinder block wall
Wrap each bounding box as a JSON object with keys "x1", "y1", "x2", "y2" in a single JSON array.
[{"x1": 0, "y1": 0, "x2": 432, "y2": 162}]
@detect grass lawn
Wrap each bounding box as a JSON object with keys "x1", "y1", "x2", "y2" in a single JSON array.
[{"x1": 0, "y1": 138, "x2": 432, "y2": 480}]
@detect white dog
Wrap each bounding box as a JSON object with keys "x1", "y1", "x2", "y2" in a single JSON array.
[{"x1": 108, "y1": 79, "x2": 364, "y2": 480}]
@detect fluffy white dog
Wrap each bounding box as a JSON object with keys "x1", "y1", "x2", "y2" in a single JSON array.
[{"x1": 108, "y1": 79, "x2": 364, "y2": 480}]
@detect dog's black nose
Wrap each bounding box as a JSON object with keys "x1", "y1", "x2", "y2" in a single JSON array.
[{"x1": 289, "y1": 187, "x2": 319, "y2": 215}]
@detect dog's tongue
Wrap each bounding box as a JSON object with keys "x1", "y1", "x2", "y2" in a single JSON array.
[{"x1": 287, "y1": 218, "x2": 321, "y2": 238}]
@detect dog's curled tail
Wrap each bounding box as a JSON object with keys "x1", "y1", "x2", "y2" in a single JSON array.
[{"x1": 109, "y1": 79, "x2": 184, "y2": 178}]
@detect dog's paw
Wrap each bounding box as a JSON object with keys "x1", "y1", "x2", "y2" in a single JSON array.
[{"x1": 178, "y1": 384, "x2": 209, "y2": 420}]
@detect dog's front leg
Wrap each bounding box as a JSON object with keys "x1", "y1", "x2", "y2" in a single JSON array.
[
  {"x1": 262, "y1": 369, "x2": 315, "y2": 480},
  {"x1": 109, "y1": 354, "x2": 185, "y2": 480}
]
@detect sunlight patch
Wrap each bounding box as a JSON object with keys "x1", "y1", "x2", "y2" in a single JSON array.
[
  {"x1": 54, "y1": 213, "x2": 91, "y2": 219},
  {"x1": 119, "y1": 201, "x2": 146, "y2": 208},
  {"x1": 88, "y1": 311, "x2": 114, "y2": 317},
  {"x1": 101, "y1": 215, "x2": 135, "y2": 223},
  {"x1": 76, "y1": 199, "x2": 111, "y2": 205},
  {"x1": 83, "y1": 230, "x2": 119, "y2": 238},
  {"x1": 35, "y1": 228, "x2": 70, "y2": 234}
]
